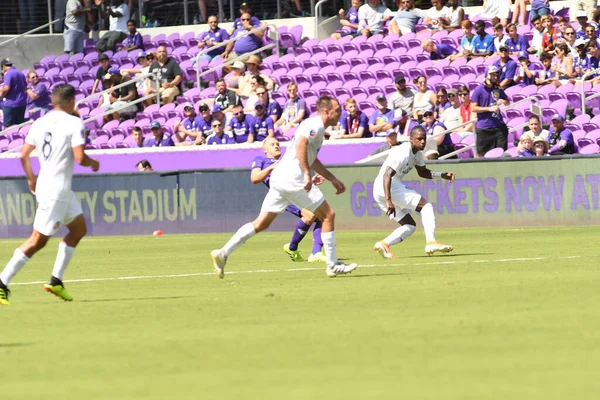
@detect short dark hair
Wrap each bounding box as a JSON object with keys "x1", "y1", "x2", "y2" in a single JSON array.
[
  {"x1": 585, "y1": 40, "x2": 598, "y2": 51},
  {"x1": 531, "y1": 15, "x2": 541, "y2": 23},
  {"x1": 410, "y1": 125, "x2": 426, "y2": 137},
  {"x1": 539, "y1": 52, "x2": 553, "y2": 62},
  {"x1": 528, "y1": 115, "x2": 540, "y2": 123},
  {"x1": 475, "y1": 20, "x2": 486, "y2": 28},
  {"x1": 127, "y1": 19, "x2": 136, "y2": 26},
  {"x1": 136, "y1": 160, "x2": 152, "y2": 169},
  {"x1": 316, "y1": 95, "x2": 338, "y2": 113},
  {"x1": 132, "y1": 126, "x2": 142, "y2": 133},
  {"x1": 51, "y1": 84, "x2": 75, "y2": 106},
  {"x1": 215, "y1": 78, "x2": 226, "y2": 85}
]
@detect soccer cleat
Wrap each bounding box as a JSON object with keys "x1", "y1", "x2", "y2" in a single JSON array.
[
  {"x1": 43, "y1": 283, "x2": 73, "y2": 302},
  {"x1": 374, "y1": 241, "x2": 395, "y2": 259},
  {"x1": 283, "y1": 243, "x2": 305, "y2": 262},
  {"x1": 425, "y1": 241, "x2": 453, "y2": 256},
  {"x1": 210, "y1": 249, "x2": 227, "y2": 279},
  {"x1": 0, "y1": 286, "x2": 10, "y2": 306},
  {"x1": 326, "y1": 262, "x2": 358, "y2": 277},
  {"x1": 307, "y1": 251, "x2": 327, "y2": 263}
]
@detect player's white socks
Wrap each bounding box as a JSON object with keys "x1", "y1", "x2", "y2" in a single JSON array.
[
  {"x1": 223, "y1": 222, "x2": 256, "y2": 257},
  {"x1": 384, "y1": 224, "x2": 416, "y2": 246},
  {"x1": 321, "y1": 231, "x2": 338, "y2": 267},
  {"x1": 0, "y1": 248, "x2": 30, "y2": 286},
  {"x1": 420, "y1": 203, "x2": 436, "y2": 243},
  {"x1": 52, "y1": 242, "x2": 75, "y2": 281}
]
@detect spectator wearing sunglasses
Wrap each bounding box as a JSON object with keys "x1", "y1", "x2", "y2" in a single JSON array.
[
  {"x1": 26, "y1": 70, "x2": 49, "y2": 113},
  {"x1": 226, "y1": 104, "x2": 255, "y2": 143},
  {"x1": 196, "y1": 16, "x2": 230, "y2": 62},
  {"x1": 207, "y1": 119, "x2": 235, "y2": 145},
  {"x1": 251, "y1": 101, "x2": 275, "y2": 142},
  {"x1": 222, "y1": 13, "x2": 265, "y2": 61},
  {"x1": 576, "y1": 12, "x2": 597, "y2": 40},
  {"x1": 174, "y1": 102, "x2": 205, "y2": 146}
]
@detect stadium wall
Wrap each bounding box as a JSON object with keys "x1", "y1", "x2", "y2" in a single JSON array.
[{"x1": 0, "y1": 157, "x2": 598, "y2": 238}]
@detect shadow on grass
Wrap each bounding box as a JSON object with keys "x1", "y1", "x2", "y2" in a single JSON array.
[
  {"x1": 79, "y1": 295, "x2": 195, "y2": 303},
  {"x1": 0, "y1": 343, "x2": 34, "y2": 348},
  {"x1": 342, "y1": 272, "x2": 410, "y2": 279},
  {"x1": 404, "y1": 252, "x2": 494, "y2": 259}
]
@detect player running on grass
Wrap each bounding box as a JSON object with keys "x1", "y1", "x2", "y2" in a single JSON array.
[
  {"x1": 372, "y1": 125, "x2": 454, "y2": 259},
  {"x1": 0, "y1": 84, "x2": 100, "y2": 306},
  {"x1": 251, "y1": 136, "x2": 327, "y2": 263},
  {"x1": 211, "y1": 96, "x2": 357, "y2": 278}
]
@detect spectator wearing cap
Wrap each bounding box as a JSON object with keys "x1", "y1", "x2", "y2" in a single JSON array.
[
  {"x1": 0, "y1": 59, "x2": 27, "y2": 127},
  {"x1": 197, "y1": 15, "x2": 230, "y2": 62},
  {"x1": 253, "y1": 86, "x2": 282, "y2": 123},
  {"x1": 369, "y1": 95, "x2": 397, "y2": 137},
  {"x1": 226, "y1": 104, "x2": 255, "y2": 143},
  {"x1": 576, "y1": 12, "x2": 594, "y2": 39},
  {"x1": 145, "y1": 46, "x2": 182, "y2": 106},
  {"x1": 64, "y1": 0, "x2": 91, "y2": 54},
  {"x1": 492, "y1": 44, "x2": 518, "y2": 89},
  {"x1": 214, "y1": 78, "x2": 242, "y2": 114},
  {"x1": 92, "y1": 53, "x2": 112, "y2": 95},
  {"x1": 572, "y1": 39, "x2": 590, "y2": 78},
  {"x1": 174, "y1": 103, "x2": 205, "y2": 145},
  {"x1": 98, "y1": 67, "x2": 138, "y2": 121},
  {"x1": 120, "y1": 19, "x2": 144, "y2": 52},
  {"x1": 388, "y1": 74, "x2": 415, "y2": 120},
  {"x1": 330, "y1": 0, "x2": 362, "y2": 40},
  {"x1": 275, "y1": 82, "x2": 306, "y2": 135},
  {"x1": 251, "y1": 101, "x2": 275, "y2": 142},
  {"x1": 207, "y1": 118, "x2": 235, "y2": 145},
  {"x1": 131, "y1": 127, "x2": 147, "y2": 148},
  {"x1": 439, "y1": 88, "x2": 461, "y2": 132},
  {"x1": 471, "y1": 65, "x2": 510, "y2": 157},
  {"x1": 421, "y1": 38, "x2": 457, "y2": 60},
  {"x1": 242, "y1": 55, "x2": 275, "y2": 93},
  {"x1": 389, "y1": 0, "x2": 424, "y2": 36},
  {"x1": 212, "y1": 103, "x2": 226, "y2": 125},
  {"x1": 96, "y1": 0, "x2": 129, "y2": 52},
  {"x1": 547, "y1": 115, "x2": 575, "y2": 155},
  {"x1": 504, "y1": 24, "x2": 529, "y2": 56},
  {"x1": 421, "y1": 108, "x2": 454, "y2": 158},
  {"x1": 514, "y1": 52, "x2": 538, "y2": 86},
  {"x1": 25, "y1": 70, "x2": 50, "y2": 114},
  {"x1": 222, "y1": 13, "x2": 265, "y2": 61},
  {"x1": 533, "y1": 136, "x2": 550, "y2": 156},
  {"x1": 357, "y1": 0, "x2": 394, "y2": 37},
  {"x1": 469, "y1": 20, "x2": 494, "y2": 59},
  {"x1": 331, "y1": 98, "x2": 370, "y2": 139},
  {"x1": 536, "y1": 52, "x2": 557, "y2": 85},
  {"x1": 523, "y1": 115, "x2": 549, "y2": 140},
  {"x1": 225, "y1": 61, "x2": 246, "y2": 94},
  {"x1": 570, "y1": 0, "x2": 596, "y2": 21},
  {"x1": 147, "y1": 121, "x2": 175, "y2": 147}
]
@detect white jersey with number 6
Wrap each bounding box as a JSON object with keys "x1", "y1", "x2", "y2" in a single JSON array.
[
  {"x1": 25, "y1": 110, "x2": 86, "y2": 201},
  {"x1": 375, "y1": 142, "x2": 425, "y2": 185}
]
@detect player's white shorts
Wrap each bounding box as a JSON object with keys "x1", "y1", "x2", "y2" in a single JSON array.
[
  {"x1": 261, "y1": 183, "x2": 325, "y2": 214},
  {"x1": 33, "y1": 191, "x2": 83, "y2": 236},
  {"x1": 373, "y1": 182, "x2": 421, "y2": 222}
]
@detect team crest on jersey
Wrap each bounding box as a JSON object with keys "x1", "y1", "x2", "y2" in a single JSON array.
[
  {"x1": 309, "y1": 130, "x2": 317, "y2": 137},
  {"x1": 53, "y1": 221, "x2": 61, "y2": 230},
  {"x1": 492, "y1": 90, "x2": 501, "y2": 101}
]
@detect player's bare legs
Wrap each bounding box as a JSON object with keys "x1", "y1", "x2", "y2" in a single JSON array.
[
  {"x1": 375, "y1": 214, "x2": 417, "y2": 259},
  {"x1": 415, "y1": 197, "x2": 453, "y2": 255}
]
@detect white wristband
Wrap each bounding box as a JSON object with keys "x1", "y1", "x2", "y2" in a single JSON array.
[{"x1": 432, "y1": 171, "x2": 443, "y2": 179}]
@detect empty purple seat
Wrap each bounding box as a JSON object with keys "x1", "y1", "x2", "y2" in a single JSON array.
[{"x1": 579, "y1": 143, "x2": 600, "y2": 154}]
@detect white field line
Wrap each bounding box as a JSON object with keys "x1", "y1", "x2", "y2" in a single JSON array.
[{"x1": 11, "y1": 255, "x2": 582, "y2": 287}]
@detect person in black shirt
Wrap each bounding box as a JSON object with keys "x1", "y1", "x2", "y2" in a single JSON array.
[
  {"x1": 99, "y1": 67, "x2": 138, "y2": 121},
  {"x1": 144, "y1": 45, "x2": 182, "y2": 106},
  {"x1": 213, "y1": 78, "x2": 241, "y2": 113},
  {"x1": 92, "y1": 53, "x2": 111, "y2": 95}
]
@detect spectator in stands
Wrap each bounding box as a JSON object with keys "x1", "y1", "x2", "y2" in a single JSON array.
[
  {"x1": 579, "y1": 17, "x2": 598, "y2": 40},
  {"x1": 214, "y1": 78, "x2": 242, "y2": 114},
  {"x1": 369, "y1": 95, "x2": 396, "y2": 137},
  {"x1": 196, "y1": 15, "x2": 230, "y2": 62},
  {"x1": 242, "y1": 75, "x2": 266, "y2": 109},
  {"x1": 439, "y1": 88, "x2": 461, "y2": 131},
  {"x1": 388, "y1": 74, "x2": 414, "y2": 119},
  {"x1": 516, "y1": 133, "x2": 535, "y2": 157},
  {"x1": 131, "y1": 126, "x2": 146, "y2": 148},
  {"x1": 493, "y1": 23, "x2": 508, "y2": 54},
  {"x1": 422, "y1": 0, "x2": 450, "y2": 32},
  {"x1": 329, "y1": 98, "x2": 370, "y2": 139},
  {"x1": 92, "y1": 53, "x2": 112, "y2": 95},
  {"x1": 536, "y1": 52, "x2": 557, "y2": 85},
  {"x1": 552, "y1": 43, "x2": 574, "y2": 86},
  {"x1": 457, "y1": 85, "x2": 475, "y2": 135},
  {"x1": 422, "y1": 108, "x2": 454, "y2": 158},
  {"x1": 421, "y1": 38, "x2": 458, "y2": 60},
  {"x1": 528, "y1": 15, "x2": 545, "y2": 55},
  {"x1": 469, "y1": 20, "x2": 494, "y2": 59},
  {"x1": 275, "y1": 82, "x2": 305, "y2": 135},
  {"x1": 26, "y1": 71, "x2": 49, "y2": 113},
  {"x1": 514, "y1": 52, "x2": 538, "y2": 86},
  {"x1": 120, "y1": 19, "x2": 143, "y2": 51},
  {"x1": 100, "y1": 67, "x2": 138, "y2": 121},
  {"x1": 357, "y1": 0, "x2": 394, "y2": 37},
  {"x1": 572, "y1": 39, "x2": 590, "y2": 79},
  {"x1": 541, "y1": 15, "x2": 561, "y2": 55},
  {"x1": 524, "y1": 115, "x2": 549, "y2": 140},
  {"x1": 389, "y1": 0, "x2": 424, "y2": 36},
  {"x1": 253, "y1": 86, "x2": 282, "y2": 122},
  {"x1": 570, "y1": 0, "x2": 596, "y2": 22},
  {"x1": 482, "y1": 0, "x2": 510, "y2": 26},
  {"x1": 0, "y1": 59, "x2": 27, "y2": 127},
  {"x1": 547, "y1": 114, "x2": 575, "y2": 155},
  {"x1": 96, "y1": 0, "x2": 129, "y2": 52},
  {"x1": 471, "y1": 65, "x2": 510, "y2": 157},
  {"x1": 438, "y1": 0, "x2": 464, "y2": 32},
  {"x1": 412, "y1": 75, "x2": 436, "y2": 121},
  {"x1": 226, "y1": 104, "x2": 254, "y2": 143},
  {"x1": 331, "y1": 0, "x2": 362, "y2": 40},
  {"x1": 222, "y1": 13, "x2": 265, "y2": 61},
  {"x1": 173, "y1": 103, "x2": 204, "y2": 146},
  {"x1": 136, "y1": 159, "x2": 153, "y2": 171},
  {"x1": 232, "y1": 3, "x2": 260, "y2": 32},
  {"x1": 504, "y1": 23, "x2": 529, "y2": 56},
  {"x1": 225, "y1": 61, "x2": 246, "y2": 95},
  {"x1": 207, "y1": 118, "x2": 235, "y2": 145},
  {"x1": 584, "y1": 41, "x2": 600, "y2": 84},
  {"x1": 121, "y1": 51, "x2": 152, "y2": 91},
  {"x1": 450, "y1": 20, "x2": 475, "y2": 61},
  {"x1": 492, "y1": 45, "x2": 518, "y2": 89},
  {"x1": 435, "y1": 88, "x2": 451, "y2": 116},
  {"x1": 212, "y1": 103, "x2": 226, "y2": 127},
  {"x1": 64, "y1": 0, "x2": 90, "y2": 54},
  {"x1": 244, "y1": 56, "x2": 275, "y2": 91},
  {"x1": 145, "y1": 46, "x2": 182, "y2": 106},
  {"x1": 147, "y1": 120, "x2": 174, "y2": 147},
  {"x1": 533, "y1": 136, "x2": 549, "y2": 156},
  {"x1": 251, "y1": 101, "x2": 275, "y2": 142},
  {"x1": 512, "y1": 0, "x2": 549, "y2": 27}
]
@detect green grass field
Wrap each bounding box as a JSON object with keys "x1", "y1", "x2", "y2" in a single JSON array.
[{"x1": 2, "y1": 226, "x2": 599, "y2": 400}]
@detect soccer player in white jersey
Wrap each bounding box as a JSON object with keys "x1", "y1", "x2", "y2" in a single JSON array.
[
  {"x1": 211, "y1": 96, "x2": 357, "y2": 278},
  {"x1": 0, "y1": 84, "x2": 100, "y2": 306},
  {"x1": 373, "y1": 125, "x2": 454, "y2": 259}
]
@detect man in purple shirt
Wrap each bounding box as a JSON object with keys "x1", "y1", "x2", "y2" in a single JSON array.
[
  {"x1": 369, "y1": 95, "x2": 397, "y2": 137},
  {"x1": 147, "y1": 120, "x2": 175, "y2": 147},
  {"x1": 173, "y1": 102, "x2": 205, "y2": 145},
  {"x1": 515, "y1": 52, "x2": 538, "y2": 86},
  {"x1": 422, "y1": 38, "x2": 458, "y2": 60},
  {"x1": 251, "y1": 101, "x2": 275, "y2": 142},
  {"x1": 493, "y1": 45, "x2": 518, "y2": 89},
  {"x1": 25, "y1": 71, "x2": 50, "y2": 112},
  {"x1": 231, "y1": 3, "x2": 260, "y2": 32},
  {"x1": 121, "y1": 19, "x2": 144, "y2": 51},
  {"x1": 504, "y1": 23, "x2": 529, "y2": 56},
  {"x1": 334, "y1": 97, "x2": 370, "y2": 138},
  {"x1": 470, "y1": 65, "x2": 510, "y2": 157},
  {"x1": 131, "y1": 126, "x2": 147, "y2": 148},
  {"x1": 222, "y1": 13, "x2": 265, "y2": 60},
  {"x1": 197, "y1": 15, "x2": 230, "y2": 61},
  {"x1": 547, "y1": 114, "x2": 575, "y2": 155},
  {"x1": 0, "y1": 59, "x2": 27, "y2": 126},
  {"x1": 206, "y1": 119, "x2": 235, "y2": 145},
  {"x1": 226, "y1": 104, "x2": 255, "y2": 143}
]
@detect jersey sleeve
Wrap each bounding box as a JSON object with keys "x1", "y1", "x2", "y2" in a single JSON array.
[
  {"x1": 251, "y1": 156, "x2": 264, "y2": 170},
  {"x1": 25, "y1": 121, "x2": 39, "y2": 146},
  {"x1": 415, "y1": 150, "x2": 426, "y2": 167},
  {"x1": 70, "y1": 119, "x2": 86, "y2": 148}
]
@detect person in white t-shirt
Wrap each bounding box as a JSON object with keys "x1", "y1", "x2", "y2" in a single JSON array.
[
  {"x1": 211, "y1": 96, "x2": 358, "y2": 279},
  {"x1": 96, "y1": 0, "x2": 129, "y2": 52},
  {"x1": 357, "y1": 0, "x2": 394, "y2": 37},
  {"x1": 372, "y1": 125, "x2": 454, "y2": 260},
  {"x1": 0, "y1": 84, "x2": 100, "y2": 306},
  {"x1": 424, "y1": 0, "x2": 451, "y2": 32}
]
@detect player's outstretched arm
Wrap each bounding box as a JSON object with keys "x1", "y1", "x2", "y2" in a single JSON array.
[
  {"x1": 415, "y1": 165, "x2": 455, "y2": 182},
  {"x1": 250, "y1": 163, "x2": 277, "y2": 184},
  {"x1": 20, "y1": 143, "x2": 37, "y2": 195},
  {"x1": 73, "y1": 145, "x2": 100, "y2": 172},
  {"x1": 311, "y1": 158, "x2": 345, "y2": 195}
]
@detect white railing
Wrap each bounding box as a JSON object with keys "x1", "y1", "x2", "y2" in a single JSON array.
[
  {"x1": 74, "y1": 73, "x2": 159, "y2": 110},
  {"x1": 579, "y1": 67, "x2": 600, "y2": 111},
  {"x1": 314, "y1": 0, "x2": 335, "y2": 40},
  {"x1": 0, "y1": 17, "x2": 63, "y2": 48}
]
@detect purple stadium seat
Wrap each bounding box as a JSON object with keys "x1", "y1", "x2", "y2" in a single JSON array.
[
  {"x1": 571, "y1": 114, "x2": 590, "y2": 126},
  {"x1": 579, "y1": 143, "x2": 600, "y2": 154},
  {"x1": 454, "y1": 143, "x2": 474, "y2": 158},
  {"x1": 583, "y1": 123, "x2": 600, "y2": 133},
  {"x1": 505, "y1": 147, "x2": 520, "y2": 157}
]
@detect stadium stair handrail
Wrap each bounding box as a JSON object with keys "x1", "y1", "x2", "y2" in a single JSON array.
[
  {"x1": 314, "y1": 0, "x2": 336, "y2": 40},
  {"x1": 74, "y1": 72, "x2": 160, "y2": 110},
  {"x1": 580, "y1": 68, "x2": 600, "y2": 111},
  {"x1": 194, "y1": 24, "x2": 280, "y2": 89},
  {"x1": 0, "y1": 17, "x2": 64, "y2": 49}
]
